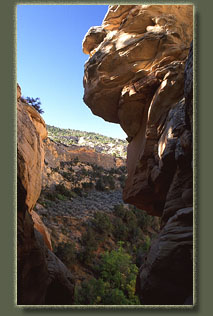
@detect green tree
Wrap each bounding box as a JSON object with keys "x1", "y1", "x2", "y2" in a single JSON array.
[
  {"x1": 75, "y1": 243, "x2": 140, "y2": 305},
  {"x1": 74, "y1": 278, "x2": 106, "y2": 305}
]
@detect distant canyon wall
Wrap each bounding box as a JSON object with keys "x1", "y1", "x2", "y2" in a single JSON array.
[
  {"x1": 83, "y1": 4, "x2": 193, "y2": 305},
  {"x1": 43, "y1": 137, "x2": 125, "y2": 171}
]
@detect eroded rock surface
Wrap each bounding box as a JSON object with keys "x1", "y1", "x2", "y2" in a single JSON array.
[
  {"x1": 17, "y1": 85, "x2": 75, "y2": 305},
  {"x1": 83, "y1": 5, "x2": 193, "y2": 305}
]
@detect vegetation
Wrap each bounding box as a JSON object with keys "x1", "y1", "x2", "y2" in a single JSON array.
[
  {"x1": 36, "y1": 138, "x2": 160, "y2": 305},
  {"x1": 44, "y1": 157, "x2": 127, "y2": 195},
  {"x1": 38, "y1": 183, "x2": 159, "y2": 305},
  {"x1": 78, "y1": 227, "x2": 99, "y2": 266},
  {"x1": 74, "y1": 243, "x2": 140, "y2": 305},
  {"x1": 91, "y1": 212, "x2": 113, "y2": 237},
  {"x1": 55, "y1": 183, "x2": 72, "y2": 198},
  {"x1": 21, "y1": 96, "x2": 44, "y2": 114}
]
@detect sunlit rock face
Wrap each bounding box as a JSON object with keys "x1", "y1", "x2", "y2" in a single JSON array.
[
  {"x1": 83, "y1": 4, "x2": 193, "y2": 216},
  {"x1": 17, "y1": 85, "x2": 75, "y2": 305},
  {"x1": 83, "y1": 5, "x2": 193, "y2": 305},
  {"x1": 43, "y1": 137, "x2": 124, "y2": 172}
]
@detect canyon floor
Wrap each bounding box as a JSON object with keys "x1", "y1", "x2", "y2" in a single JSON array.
[{"x1": 35, "y1": 129, "x2": 160, "y2": 303}]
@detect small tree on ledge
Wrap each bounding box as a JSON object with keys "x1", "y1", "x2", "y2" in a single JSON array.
[{"x1": 25, "y1": 97, "x2": 44, "y2": 114}]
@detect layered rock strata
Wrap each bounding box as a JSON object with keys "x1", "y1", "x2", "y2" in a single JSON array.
[
  {"x1": 43, "y1": 137, "x2": 124, "y2": 171},
  {"x1": 83, "y1": 5, "x2": 193, "y2": 305},
  {"x1": 17, "y1": 84, "x2": 75, "y2": 304}
]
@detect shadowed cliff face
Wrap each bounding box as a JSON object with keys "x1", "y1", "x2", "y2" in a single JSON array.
[
  {"x1": 17, "y1": 84, "x2": 75, "y2": 305},
  {"x1": 83, "y1": 5, "x2": 193, "y2": 305}
]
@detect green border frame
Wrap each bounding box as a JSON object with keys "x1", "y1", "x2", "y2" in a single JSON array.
[{"x1": 1, "y1": 0, "x2": 209, "y2": 314}]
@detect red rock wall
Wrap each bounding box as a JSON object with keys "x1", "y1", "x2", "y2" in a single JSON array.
[
  {"x1": 17, "y1": 85, "x2": 75, "y2": 305},
  {"x1": 83, "y1": 5, "x2": 193, "y2": 305}
]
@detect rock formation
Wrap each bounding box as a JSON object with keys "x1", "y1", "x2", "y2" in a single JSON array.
[
  {"x1": 43, "y1": 137, "x2": 124, "y2": 172},
  {"x1": 83, "y1": 5, "x2": 193, "y2": 305},
  {"x1": 17, "y1": 84, "x2": 75, "y2": 305}
]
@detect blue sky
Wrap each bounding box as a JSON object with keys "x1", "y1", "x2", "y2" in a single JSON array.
[{"x1": 17, "y1": 5, "x2": 127, "y2": 140}]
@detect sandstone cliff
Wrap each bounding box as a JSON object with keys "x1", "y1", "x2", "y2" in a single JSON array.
[
  {"x1": 83, "y1": 5, "x2": 193, "y2": 305},
  {"x1": 17, "y1": 84, "x2": 75, "y2": 305},
  {"x1": 44, "y1": 137, "x2": 124, "y2": 172}
]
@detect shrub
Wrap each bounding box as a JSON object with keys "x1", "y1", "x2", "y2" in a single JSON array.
[
  {"x1": 130, "y1": 226, "x2": 143, "y2": 244},
  {"x1": 74, "y1": 278, "x2": 106, "y2": 305},
  {"x1": 132, "y1": 207, "x2": 154, "y2": 232},
  {"x1": 81, "y1": 227, "x2": 98, "y2": 250},
  {"x1": 113, "y1": 206, "x2": 143, "y2": 244},
  {"x1": 39, "y1": 200, "x2": 53, "y2": 208},
  {"x1": 113, "y1": 217, "x2": 129, "y2": 241},
  {"x1": 114, "y1": 204, "x2": 126, "y2": 219},
  {"x1": 95, "y1": 178, "x2": 105, "y2": 191},
  {"x1": 91, "y1": 212, "x2": 112, "y2": 236},
  {"x1": 78, "y1": 227, "x2": 99, "y2": 265},
  {"x1": 60, "y1": 171, "x2": 75, "y2": 182},
  {"x1": 70, "y1": 191, "x2": 78, "y2": 198},
  {"x1": 56, "y1": 193, "x2": 67, "y2": 201},
  {"x1": 55, "y1": 183, "x2": 71, "y2": 198},
  {"x1": 141, "y1": 235, "x2": 151, "y2": 253},
  {"x1": 81, "y1": 168, "x2": 88, "y2": 176},
  {"x1": 82, "y1": 181, "x2": 94, "y2": 190},
  {"x1": 123, "y1": 209, "x2": 137, "y2": 226}
]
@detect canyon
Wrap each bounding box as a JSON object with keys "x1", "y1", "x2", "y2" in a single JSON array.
[{"x1": 17, "y1": 4, "x2": 194, "y2": 306}]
